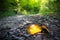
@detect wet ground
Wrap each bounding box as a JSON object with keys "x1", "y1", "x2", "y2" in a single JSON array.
[{"x1": 0, "y1": 15, "x2": 60, "y2": 40}]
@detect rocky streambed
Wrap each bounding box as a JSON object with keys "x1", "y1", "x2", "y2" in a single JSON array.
[{"x1": 0, "y1": 15, "x2": 60, "y2": 40}]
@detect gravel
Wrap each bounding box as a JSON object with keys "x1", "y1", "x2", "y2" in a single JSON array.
[{"x1": 0, "y1": 15, "x2": 60, "y2": 40}]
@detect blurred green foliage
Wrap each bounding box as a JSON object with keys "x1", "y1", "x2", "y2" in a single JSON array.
[
  {"x1": 0, "y1": 0, "x2": 60, "y2": 17},
  {"x1": 0, "y1": 0, "x2": 17, "y2": 17}
]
